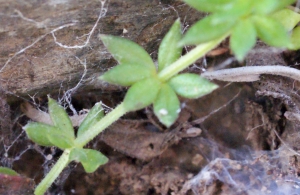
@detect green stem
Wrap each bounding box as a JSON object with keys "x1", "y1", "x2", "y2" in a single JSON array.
[
  {"x1": 74, "y1": 102, "x2": 127, "y2": 147},
  {"x1": 34, "y1": 149, "x2": 71, "y2": 195},
  {"x1": 158, "y1": 35, "x2": 228, "y2": 81},
  {"x1": 34, "y1": 35, "x2": 229, "y2": 195}
]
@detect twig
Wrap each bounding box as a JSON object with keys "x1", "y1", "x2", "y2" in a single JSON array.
[{"x1": 201, "y1": 65, "x2": 300, "y2": 82}]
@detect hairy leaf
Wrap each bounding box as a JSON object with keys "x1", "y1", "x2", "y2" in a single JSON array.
[
  {"x1": 230, "y1": 19, "x2": 256, "y2": 61},
  {"x1": 272, "y1": 9, "x2": 300, "y2": 31},
  {"x1": 290, "y1": 26, "x2": 300, "y2": 49},
  {"x1": 153, "y1": 84, "x2": 180, "y2": 127},
  {"x1": 100, "y1": 35, "x2": 155, "y2": 72},
  {"x1": 69, "y1": 148, "x2": 108, "y2": 173},
  {"x1": 0, "y1": 167, "x2": 18, "y2": 176},
  {"x1": 169, "y1": 73, "x2": 218, "y2": 98},
  {"x1": 254, "y1": 0, "x2": 296, "y2": 14},
  {"x1": 24, "y1": 122, "x2": 73, "y2": 148},
  {"x1": 124, "y1": 77, "x2": 161, "y2": 111},
  {"x1": 183, "y1": 0, "x2": 236, "y2": 13},
  {"x1": 253, "y1": 16, "x2": 290, "y2": 47},
  {"x1": 48, "y1": 98, "x2": 75, "y2": 140},
  {"x1": 180, "y1": 13, "x2": 235, "y2": 45},
  {"x1": 100, "y1": 63, "x2": 155, "y2": 86},
  {"x1": 158, "y1": 19, "x2": 182, "y2": 72},
  {"x1": 47, "y1": 133, "x2": 74, "y2": 149},
  {"x1": 77, "y1": 103, "x2": 104, "y2": 137}
]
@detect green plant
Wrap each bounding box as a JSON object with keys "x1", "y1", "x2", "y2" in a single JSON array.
[{"x1": 22, "y1": 0, "x2": 300, "y2": 194}]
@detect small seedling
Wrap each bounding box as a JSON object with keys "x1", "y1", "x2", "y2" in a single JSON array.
[{"x1": 22, "y1": 0, "x2": 300, "y2": 194}]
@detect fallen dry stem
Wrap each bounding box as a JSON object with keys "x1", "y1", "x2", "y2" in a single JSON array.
[{"x1": 201, "y1": 65, "x2": 300, "y2": 82}]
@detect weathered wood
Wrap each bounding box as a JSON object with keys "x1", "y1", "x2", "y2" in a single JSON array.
[{"x1": 0, "y1": 0, "x2": 202, "y2": 99}]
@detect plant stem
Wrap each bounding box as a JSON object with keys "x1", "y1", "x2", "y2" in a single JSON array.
[
  {"x1": 33, "y1": 35, "x2": 229, "y2": 194},
  {"x1": 34, "y1": 103, "x2": 127, "y2": 194},
  {"x1": 201, "y1": 65, "x2": 300, "y2": 82},
  {"x1": 158, "y1": 35, "x2": 228, "y2": 81},
  {"x1": 34, "y1": 149, "x2": 70, "y2": 195},
  {"x1": 75, "y1": 102, "x2": 127, "y2": 148}
]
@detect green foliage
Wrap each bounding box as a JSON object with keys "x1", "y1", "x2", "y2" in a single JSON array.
[
  {"x1": 168, "y1": 73, "x2": 218, "y2": 99},
  {"x1": 291, "y1": 26, "x2": 300, "y2": 49},
  {"x1": 182, "y1": 0, "x2": 299, "y2": 60},
  {"x1": 123, "y1": 77, "x2": 161, "y2": 111},
  {"x1": 0, "y1": 167, "x2": 18, "y2": 176},
  {"x1": 153, "y1": 84, "x2": 180, "y2": 127},
  {"x1": 272, "y1": 9, "x2": 300, "y2": 31},
  {"x1": 24, "y1": 98, "x2": 108, "y2": 177},
  {"x1": 230, "y1": 19, "x2": 256, "y2": 62},
  {"x1": 26, "y1": 1, "x2": 300, "y2": 193},
  {"x1": 100, "y1": 35, "x2": 156, "y2": 72},
  {"x1": 183, "y1": 0, "x2": 236, "y2": 13},
  {"x1": 77, "y1": 103, "x2": 104, "y2": 137},
  {"x1": 158, "y1": 19, "x2": 182, "y2": 71},
  {"x1": 100, "y1": 63, "x2": 155, "y2": 86},
  {"x1": 179, "y1": 13, "x2": 236, "y2": 46},
  {"x1": 100, "y1": 20, "x2": 218, "y2": 126},
  {"x1": 48, "y1": 98, "x2": 75, "y2": 140},
  {"x1": 254, "y1": 0, "x2": 296, "y2": 14},
  {"x1": 252, "y1": 15, "x2": 290, "y2": 47},
  {"x1": 24, "y1": 122, "x2": 74, "y2": 149},
  {"x1": 69, "y1": 148, "x2": 108, "y2": 173}
]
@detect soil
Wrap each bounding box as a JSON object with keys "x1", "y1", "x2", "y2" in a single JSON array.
[{"x1": 1, "y1": 1, "x2": 300, "y2": 195}]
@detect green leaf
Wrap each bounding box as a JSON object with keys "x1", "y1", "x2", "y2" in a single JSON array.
[
  {"x1": 124, "y1": 77, "x2": 161, "y2": 111},
  {"x1": 100, "y1": 35, "x2": 156, "y2": 72},
  {"x1": 254, "y1": 0, "x2": 296, "y2": 14},
  {"x1": 252, "y1": 15, "x2": 290, "y2": 47},
  {"x1": 290, "y1": 26, "x2": 300, "y2": 49},
  {"x1": 183, "y1": 0, "x2": 236, "y2": 13},
  {"x1": 24, "y1": 122, "x2": 59, "y2": 146},
  {"x1": 272, "y1": 9, "x2": 300, "y2": 31},
  {"x1": 168, "y1": 73, "x2": 218, "y2": 99},
  {"x1": 230, "y1": 19, "x2": 256, "y2": 61},
  {"x1": 158, "y1": 19, "x2": 182, "y2": 72},
  {"x1": 47, "y1": 133, "x2": 74, "y2": 149},
  {"x1": 77, "y1": 103, "x2": 104, "y2": 137},
  {"x1": 180, "y1": 13, "x2": 236, "y2": 45},
  {"x1": 217, "y1": 0, "x2": 253, "y2": 21},
  {"x1": 0, "y1": 167, "x2": 18, "y2": 176},
  {"x1": 24, "y1": 122, "x2": 74, "y2": 149},
  {"x1": 99, "y1": 63, "x2": 155, "y2": 86},
  {"x1": 48, "y1": 98, "x2": 75, "y2": 140},
  {"x1": 153, "y1": 84, "x2": 180, "y2": 127},
  {"x1": 69, "y1": 148, "x2": 108, "y2": 173}
]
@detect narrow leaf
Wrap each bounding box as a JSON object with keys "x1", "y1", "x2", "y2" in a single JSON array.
[
  {"x1": 180, "y1": 13, "x2": 236, "y2": 45},
  {"x1": 252, "y1": 16, "x2": 290, "y2": 47},
  {"x1": 230, "y1": 19, "x2": 256, "y2": 61},
  {"x1": 290, "y1": 26, "x2": 300, "y2": 49},
  {"x1": 47, "y1": 134, "x2": 74, "y2": 149},
  {"x1": 48, "y1": 98, "x2": 75, "y2": 140},
  {"x1": 124, "y1": 77, "x2": 161, "y2": 111},
  {"x1": 168, "y1": 73, "x2": 218, "y2": 99},
  {"x1": 158, "y1": 19, "x2": 182, "y2": 72},
  {"x1": 153, "y1": 84, "x2": 180, "y2": 127},
  {"x1": 0, "y1": 167, "x2": 18, "y2": 176},
  {"x1": 24, "y1": 122, "x2": 74, "y2": 149},
  {"x1": 77, "y1": 102, "x2": 104, "y2": 137},
  {"x1": 99, "y1": 63, "x2": 155, "y2": 86},
  {"x1": 254, "y1": 0, "x2": 296, "y2": 14},
  {"x1": 183, "y1": 0, "x2": 236, "y2": 13},
  {"x1": 272, "y1": 9, "x2": 300, "y2": 31},
  {"x1": 100, "y1": 35, "x2": 156, "y2": 72},
  {"x1": 69, "y1": 148, "x2": 108, "y2": 173},
  {"x1": 24, "y1": 122, "x2": 58, "y2": 147}
]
